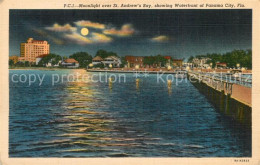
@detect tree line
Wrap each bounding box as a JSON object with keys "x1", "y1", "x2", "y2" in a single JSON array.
[
  {"x1": 188, "y1": 49, "x2": 252, "y2": 69},
  {"x1": 10, "y1": 50, "x2": 171, "y2": 68},
  {"x1": 9, "y1": 49, "x2": 119, "y2": 68}
]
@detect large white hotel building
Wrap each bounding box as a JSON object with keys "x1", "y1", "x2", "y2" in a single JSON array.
[{"x1": 19, "y1": 38, "x2": 50, "y2": 62}]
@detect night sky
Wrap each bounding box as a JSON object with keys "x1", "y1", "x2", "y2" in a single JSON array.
[{"x1": 9, "y1": 10, "x2": 252, "y2": 59}]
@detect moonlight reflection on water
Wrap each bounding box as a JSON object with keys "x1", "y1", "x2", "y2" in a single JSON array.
[{"x1": 9, "y1": 69, "x2": 251, "y2": 157}]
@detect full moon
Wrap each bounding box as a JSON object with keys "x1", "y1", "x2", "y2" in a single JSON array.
[{"x1": 81, "y1": 28, "x2": 89, "y2": 36}]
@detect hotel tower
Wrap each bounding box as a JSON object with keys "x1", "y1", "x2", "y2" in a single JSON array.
[{"x1": 19, "y1": 38, "x2": 50, "y2": 62}]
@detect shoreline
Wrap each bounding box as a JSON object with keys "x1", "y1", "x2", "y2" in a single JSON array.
[
  {"x1": 86, "y1": 69, "x2": 178, "y2": 74},
  {"x1": 9, "y1": 67, "x2": 252, "y2": 75},
  {"x1": 9, "y1": 67, "x2": 82, "y2": 70}
]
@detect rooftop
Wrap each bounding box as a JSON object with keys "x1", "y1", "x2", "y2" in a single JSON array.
[
  {"x1": 32, "y1": 40, "x2": 45, "y2": 43},
  {"x1": 36, "y1": 54, "x2": 49, "y2": 58},
  {"x1": 105, "y1": 56, "x2": 120, "y2": 60},
  {"x1": 64, "y1": 58, "x2": 79, "y2": 63},
  {"x1": 164, "y1": 56, "x2": 171, "y2": 60},
  {"x1": 173, "y1": 59, "x2": 183, "y2": 61},
  {"x1": 93, "y1": 56, "x2": 104, "y2": 61}
]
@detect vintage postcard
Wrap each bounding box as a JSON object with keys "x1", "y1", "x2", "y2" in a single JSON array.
[{"x1": 0, "y1": 0, "x2": 260, "y2": 164}]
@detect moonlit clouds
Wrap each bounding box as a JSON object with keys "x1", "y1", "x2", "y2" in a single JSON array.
[
  {"x1": 33, "y1": 29, "x2": 65, "y2": 45},
  {"x1": 64, "y1": 33, "x2": 93, "y2": 45},
  {"x1": 151, "y1": 35, "x2": 170, "y2": 42},
  {"x1": 10, "y1": 10, "x2": 252, "y2": 58},
  {"x1": 64, "y1": 32, "x2": 113, "y2": 45},
  {"x1": 41, "y1": 21, "x2": 136, "y2": 45},
  {"x1": 103, "y1": 24, "x2": 135, "y2": 37},
  {"x1": 74, "y1": 20, "x2": 106, "y2": 29},
  {"x1": 41, "y1": 21, "x2": 167, "y2": 45},
  {"x1": 91, "y1": 33, "x2": 113, "y2": 43},
  {"x1": 45, "y1": 23, "x2": 76, "y2": 32}
]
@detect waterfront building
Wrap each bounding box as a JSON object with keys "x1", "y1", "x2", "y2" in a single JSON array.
[
  {"x1": 183, "y1": 62, "x2": 193, "y2": 68},
  {"x1": 35, "y1": 54, "x2": 49, "y2": 65},
  {"x1": 125, "y1": 56, "x2": 144, "y2": 68},
  {"x1": 92, "y1": 56, "x2": 104, "y2": 65},
  {"x1": 172, "y1": 59, "x2": 183, "y2": 67},
  {"x1": 20, "y1": 38, "x2": 50, "y2": 63},
  {"x1": 192, "y1": 57, "x2": 210, "y2": 68},
  {"x1": 9, "y1": 55, "x2": 19, "y2": 64},
  {"x1": 92, "y1": 56, "x2": 121, "y2": 67},
  {"x1": 36, "y1": 54, "x2": 61, "y2": 67},
  {"x1": 61, "y1": 58, "x2": 79, "y2": 68},
  {"x1": 164, "y1": 56, "x2": 172, "y2": 66},
  {"x1": 216, "y1": 62, "x2": 227, "y2": 68},
  {"x1": 102, "y1": 56, "x2": 122, "y2": 67},
  {"x1": 45, "y1": 60, "x2": 61, "y2": 67}
]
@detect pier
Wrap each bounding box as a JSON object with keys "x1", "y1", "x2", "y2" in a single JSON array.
[{"x1": 188, "y1": 71, "x2": 251, "y2": 127}]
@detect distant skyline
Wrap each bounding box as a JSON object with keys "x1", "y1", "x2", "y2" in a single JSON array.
[{"x1": 9, "y1": 9, "x2": 252, "y2": 59}]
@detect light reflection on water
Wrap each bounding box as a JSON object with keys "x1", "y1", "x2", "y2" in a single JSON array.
[{"x1": 9, "y1": 69, "x2": 251, "y2": 157}]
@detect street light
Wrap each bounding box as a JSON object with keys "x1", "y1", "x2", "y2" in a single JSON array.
[
  {"x1": 167, "y1": 65, "x2": 172, "y2": 71},
  {"x1": 87, "y1": 63, "x2": 93, "y2": 70},
  {"x1": 236, "y1": 63, "x2": 240, "y2": 68},
  {"x1": 186, "y1": 66, "x2": 190, "y2": 71},
  {"x1": 109, "y1": 64, "x2": 113, "y2": 69}
]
